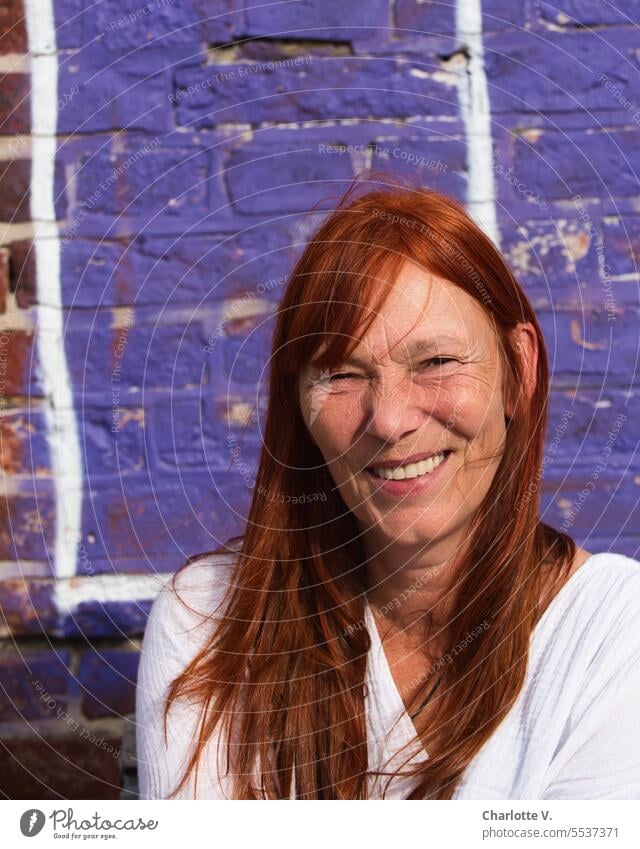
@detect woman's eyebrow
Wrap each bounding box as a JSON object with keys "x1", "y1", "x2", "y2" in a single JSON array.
[{"x1": 341, "y1": 334, "x2": 465, "y2": 367}]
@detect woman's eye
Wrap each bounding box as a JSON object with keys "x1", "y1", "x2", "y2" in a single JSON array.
[
  {"x1": 419, "y1": 357, "x2": 457, "y2": 368},
  {"x1": 328, "y1": 372, "x2": 361, "y2": 382}
]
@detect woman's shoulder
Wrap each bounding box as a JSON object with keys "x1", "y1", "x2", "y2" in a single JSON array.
[
  {"x1": 535, "y1": 548, "x2": 640, "y2": 664},
  {"x1": 142, "y1": 545, "x2": 241, "y2": 663}
]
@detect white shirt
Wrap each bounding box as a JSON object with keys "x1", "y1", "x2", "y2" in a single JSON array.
[{"x1": 136, "y1": 550, "x2": 640, "y2": 799}]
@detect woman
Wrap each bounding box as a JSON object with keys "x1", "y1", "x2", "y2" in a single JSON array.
[{"x1": 136, "y1": 175, "x2": 640, "y2": 800}]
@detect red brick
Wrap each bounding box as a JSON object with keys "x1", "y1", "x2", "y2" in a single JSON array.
[
  {"x1": 9, "y1": 238, "x2": 35, "y2": 307},
  {"x1": 0, "y1": 0, "x2": 28, "y2": 54},
  {"x1": 0, "y1": 736, "x2": 123, "y2": 799},
  {"x1": 0, "y1": 159, "x2": 30, "y2": 221},
  {"x1": 0, "y1": 75, "x2": 30, "y2": 135},
  {"x1": 0, "y1": 247, "x2": 8, "y2": 312}
]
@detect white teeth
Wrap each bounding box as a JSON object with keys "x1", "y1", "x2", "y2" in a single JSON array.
[{"x1": 371, "y1": 452, "x2": 447, "y2": 481}]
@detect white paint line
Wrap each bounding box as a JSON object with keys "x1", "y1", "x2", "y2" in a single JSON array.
[
  {"x1": 25, "y1": 0, "x2": 83, "y2": 579},
  {"x1": 456, "y1": 0, "x2": 500, "y2": 247},
  {"x1": 53, "y1": 573, "x2": 172, "y2": 615}
]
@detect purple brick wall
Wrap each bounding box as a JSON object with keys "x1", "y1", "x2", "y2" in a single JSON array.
[{"x1": 0, "y1": 0, "x2": 638, "y2": 799}]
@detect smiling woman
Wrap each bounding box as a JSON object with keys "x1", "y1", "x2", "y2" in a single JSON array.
[{"x1": 136, "y1": 173, "x2": 640, "y2": 800}]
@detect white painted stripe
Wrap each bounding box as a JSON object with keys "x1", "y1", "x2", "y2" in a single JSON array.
[
  {"x1": 25, "y1": 0, "x2": 83, "y2": 578},
  {"x1": 456, "y1": 0, "x2": 500, "y2": 247},
  {"x1": 53, "y1": 573, "x2": 172, "y2": 615}
]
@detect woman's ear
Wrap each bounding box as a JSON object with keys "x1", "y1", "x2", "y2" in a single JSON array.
[{"x1": 505, "y1": 322, "x2": 538, "y2": 420}]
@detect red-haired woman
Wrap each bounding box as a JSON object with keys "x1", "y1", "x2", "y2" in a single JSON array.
[{"x1": 136, "y1": 175, "x2": 640, "y2": 800}]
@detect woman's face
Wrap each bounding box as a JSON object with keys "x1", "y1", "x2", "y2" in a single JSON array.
[{"x1": 298, "y1": 259, "x2": 519, "y2": 552}]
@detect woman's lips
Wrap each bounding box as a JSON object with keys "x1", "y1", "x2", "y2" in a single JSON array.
[{"x1": 363, "y1": 450, "x2": 452, "y2": 497}]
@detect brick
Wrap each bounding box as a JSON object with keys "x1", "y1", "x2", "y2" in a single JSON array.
[
  {"x1": 510, "y1": 128, "x2": 640, "y2": 202},
  {"x1": 0, "y1": 579, "x2": 56, "y2": 636},
  {"x1": 82, "y1": 405, "x2": 146, "y2": 477},
  {"x1": 370, "y1": 135, "x2": 467, "y2": 198},
  {"x1": 226, "y1": 142, "x2": 355, "y2": 214},
  {"x1": 0, "y1": 159, "x2": 30, "y2": 222},
  {"x1": 482, "y1": 0, "x2": 528, "y2": 30},
  {"x1": 485, "y1": 29, "x2": 640, "y2": 115},
  {"x1": 0, "y1": 247, "x2": 8, "y2": 312},
  {"x1": 540, "y1": 307, "x2": 640, "y2": 383},
  {"x1": 0, "y1": 650, "x2": 71, "y2": 723},
  {"x1": 547, "y1": 389, "x2": 639, "y2": 461},
  {"x1": 8, "y1": 238, "x2": 36, "y2": 308},
  {"x1": 0, "y1": 486, "x2": 56, "y2": 560},
  {"x1": 538, "y1": 0, "x2": 640, "y2": 26},
  {"x1": 0, "y1": 329, "x2": 42, "y2": 396},
  {"x1": 395, "y1": 0, "x2": 456, "y2": 37},
  {"x1": 174, "y1": 55, "x2": 458, "y2": 127},
  {"x1": 65, "y1": 311, "x2": 210, "y2": 393},
  {"x1": 244, "y1": 0, "x2": 391, "y2": 41},
  {"x1": 0, "y1": 0, "x2": 27, "y2": 54},
  {"x1": 73, "y1": 142, "x2": 217, "y2": 225},
  {"x1": 0, "y1": 408, "x2": 51, "y2": 475},
  {"x1": 79, "y1": 649, "x2": 140, "y2": 719},
  {"x1": 0, "y1": 736, "x2": 123, "y2": 799},
  {"x1": 541, "y1": 467, "x2": 640, "y2": 539},
  {"x1": 53, "y1": 0, "x2": 88, "y2": 48},
  {"x1": 501, "y1": 219, "x2": 602, "y2": 309},
  {"x1": 601, "y1": 216, "x2": 640, "y2": 276},
  {"x1": 82, "y1": 472, "x2": 247, "y2": 562},
  {"x1": 0, "y1": 74, "x2": 30, "y2": 135},
  {"x1": 57, "y1": 48, "x2": 170, "y2": 134}
]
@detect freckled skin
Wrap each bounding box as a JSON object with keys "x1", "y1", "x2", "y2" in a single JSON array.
[{"x1": 298, "y1": 260, "x2": 528, "y2": 571}]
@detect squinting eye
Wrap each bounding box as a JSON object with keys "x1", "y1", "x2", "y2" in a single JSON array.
[
  {"x1": 420, "y1": 357, "x2": 457, "y2": 368},
  {"x1": 328, "y1": 372, "x2": 362, "y2": 382}
]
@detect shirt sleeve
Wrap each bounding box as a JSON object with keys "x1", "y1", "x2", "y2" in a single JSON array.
[
  {"x1": 135, "y1": 560, "x2": 236, "y2": 800},
  {"x1": 541, "y1": 573, "x2": 640, "y2": 800}
]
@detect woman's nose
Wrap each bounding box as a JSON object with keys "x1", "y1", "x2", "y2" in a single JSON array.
[{"x1": 363, "y1": 376, "x2": 425, "y2": 443}]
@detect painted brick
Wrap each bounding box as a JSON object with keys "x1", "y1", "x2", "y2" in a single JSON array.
[
  {"x1": 370, "y1": 134, "x2": 467, "y2": 198},
  {"x1": 74, "y1": 143, "x2": 211, "y2": 219},
  {"x1": 540, "y1": 308, "x2": 640, "y2": 383},
  {"x1": 226, "y1": 142, "x2": 356, "y2": 214},
  {"x1": 482, "y1": 0, "x2": 529, "y2": 31},
  {"x1": 510, "y1": 128, "x2": 640, "y2": 202},
  {"x1": 244, "y1": 0, "x2": 391, "y2": 41},
  {"x1": 0, "y1": 329, "x2": 42, "y2": 396},
  {"x1": 59, "y1": 230, "x2": 296, "y2": 307},
  {"x1": 0, "y1": 408, "x2": 51, "y2": 475},
  {"x1": 538, "y1": 0, "x2": 640, "y2": 26},
  {"x1": 540, "y1": 467, "x2": 640, "y2": 539},
  {"x1": 174, "y1": 56, "x2": 459, "y2": 127},
  {"x1": 82, "y1": 405, "x2": 146, "y2": 477},
  {"x1": 547, "y1": 389, "x2": 638, "y2": 460},
  {"x1": 0, "y1": 579, "x2": 56, "y2": 636},
  {"x1": 485, "y1": 29, "x2": 640, "y2": 114},
  {"x1": 0, "y1": 650, "x2": 71, "y2": 723},
  {"x1": 395, "y1": 0, "x2": 457, "y2": 37},
  {"x1": 81, "y1": 473, "x2": 245, "y2": 561},
  {"x1": 79, "y1": 649, "x2": 140, "y2": 719},
  {"x1": 64, "y1": 311, "x2": 209, "y2": 393},
  {"x1": 57, "y1": 49, "x2": 170, "y2": 134},
  {"x1": 0, "y1": 486, "x2": 56, "y2": 561}
]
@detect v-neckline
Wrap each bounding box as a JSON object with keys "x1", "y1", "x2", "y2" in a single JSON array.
[{"x1": 364, "y1": 553, "x2": 601, "y2": 758}]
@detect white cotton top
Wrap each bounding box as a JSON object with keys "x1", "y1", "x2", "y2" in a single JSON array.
[{"x1": 135, "y1": 550, "x2": 640, "y2": 800}]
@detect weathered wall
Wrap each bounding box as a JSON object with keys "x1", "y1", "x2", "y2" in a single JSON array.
[{"x1": 0, "y1": 0, "x2": 638, "y2": 798}]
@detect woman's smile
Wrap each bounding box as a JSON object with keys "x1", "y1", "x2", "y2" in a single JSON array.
[{"x1": 362, "y1": 449, "x2": 454, "y2": 498}]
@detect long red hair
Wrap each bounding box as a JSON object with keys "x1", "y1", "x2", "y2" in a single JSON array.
[{"x1": 163, "y1": 171, "x2": 575, "y2": 799}]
